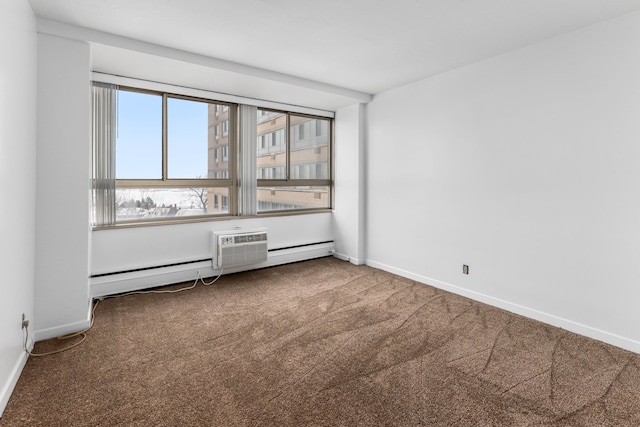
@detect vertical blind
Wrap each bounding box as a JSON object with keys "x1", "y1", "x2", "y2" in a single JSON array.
[
  {"x1": 92, "y1": 82, "x2": 117, "y2": 226},
  {"x1": 238, "y1": 104, "x2": 257, "y2": 216}
]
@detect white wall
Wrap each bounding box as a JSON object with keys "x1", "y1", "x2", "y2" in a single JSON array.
[
  {"x1": 35, "y1": 34, "x2": 92, "y2": 340},
  {"x1": 333, "y1": 103, "x2": 366, "y2": 264},
  {"x1": 91, "y1": 214, "x2": 334, "y2": 275},
  {"x1": 367, "y1": 11, "x2": 640, "y2": 353},
  {"x1": 85, "y1": 47, "x2": 337, "y2": 297},
  {"x1": 90, "y1": 213, "x2": 334, "y2": 289},
  {"x1": 29, "y1": 34, "x2": 337, "y2": 336},
  {"x1": 0, "y1": 0, "x2": 37, "y2": 415}
]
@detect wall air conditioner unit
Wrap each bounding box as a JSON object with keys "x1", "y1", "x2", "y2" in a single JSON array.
[{"x1": 212, "y1": 229, "x2": 268, "y2": 269}]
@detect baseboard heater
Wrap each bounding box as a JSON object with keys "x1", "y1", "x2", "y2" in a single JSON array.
[
  {"x1": 91, "y1": 241, "x2": 335, "y2": 279},
  {"x1": 90, "y1": 239, "x2": 334, "y2": 298},
  {"x1": 90, "y1": 259, "x2": 211, "y2": 278},
  {"x1": 269, "y1": 241, "x2": 333, "y2": 252}
]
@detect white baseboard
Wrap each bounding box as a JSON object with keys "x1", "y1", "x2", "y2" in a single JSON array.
[
  {"x1": 0, "y1": 349, "x2": 29, "y2": 417},
  {"x1": 367, "y1": 259, "x2": 640, "y2": 355},
  {"x1": 331, "y1": 251, "x2": 350, "y2": 262},
  {"x1": 331, "y1": 252, "x2": 365, "y2": 265},
  {"x1": 34, "y1": 318, "x2": 92, "y2": 342},
  {"x1": 91, "y1": 242, "x2": 335, "y2": 298}
]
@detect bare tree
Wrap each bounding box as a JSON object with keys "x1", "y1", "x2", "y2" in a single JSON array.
[{"x1": 187, "y1": 187, "x2": 208, "y2": 213}]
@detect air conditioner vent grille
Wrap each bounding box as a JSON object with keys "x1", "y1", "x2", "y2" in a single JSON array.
[{"x1": 213, "y1": 229, "x2": 268, "y2": 269}]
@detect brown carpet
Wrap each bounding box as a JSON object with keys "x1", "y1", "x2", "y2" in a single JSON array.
[{"x1": 2, "y1": 257, "x2": 640, "y2": 426}]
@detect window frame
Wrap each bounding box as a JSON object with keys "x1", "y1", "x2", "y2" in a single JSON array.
[
  {"x1": 113, "y1": 87, "x2": 238, "y2": 224},
  {"x1": 256, "y1": 108, "x2": 333, "y2": 214},
  {"x1": 92, "y1": 82, "x2": 334, "y2": 229}
]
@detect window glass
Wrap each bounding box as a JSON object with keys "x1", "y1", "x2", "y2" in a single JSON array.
[
  {"x1": 290, "y1": 115, "x2": 330, "y2": 179},
  {"x1": 257, "y1": 110, "x2": 286, "y2": 177},
  {"x1": 254, "y1": 110, "x2": 332, "y2": 213},
  {"x1": 167, "y1": 98, "x2": 231, "y2": 180},
  {"x1": 257, "y1": 186, "x2": 330, "y2": 212},
  {"x1": 115, "y1": 187, "x2": 229, "y2": 221},
  {"x1": 167, "y1": 97, "x2": 208, "y2": 179},
  {"x1": 116, "y1": 91, "x2": 162, "y2": 179}
]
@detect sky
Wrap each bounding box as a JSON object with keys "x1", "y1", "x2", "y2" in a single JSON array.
[{"x1": 116, "y1": 90, "x2": 209, "y2": 179}]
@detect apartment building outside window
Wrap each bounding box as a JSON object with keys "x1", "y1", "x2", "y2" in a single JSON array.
[{"x1": 256, "y1": 109, "x2": 331, "y2": 212}]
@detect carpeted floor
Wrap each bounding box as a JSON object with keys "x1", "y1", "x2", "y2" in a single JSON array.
[{"x1": 2, "y1": 257, "x2": 640, "y2": 426}]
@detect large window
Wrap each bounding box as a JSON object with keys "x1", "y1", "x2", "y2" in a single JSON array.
[
  {"x1": 92, "y1": 83, "x2": 332, "y2": 227},
  {"x1": 256, "y1": 109, "x2": 331, "y2": 212},
  {"x1": 93, "y1": 85, "x2": 235, "y2": 225}
]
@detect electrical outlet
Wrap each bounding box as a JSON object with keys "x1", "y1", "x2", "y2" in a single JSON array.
[
  {"x1": 22, "y1": 313, "x2": 29, "y2": 329},
  {"x1": 463, "y1": 265, "x2": 469, "y2": 275}
]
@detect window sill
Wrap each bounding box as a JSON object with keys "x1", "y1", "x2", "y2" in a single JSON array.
[{"x1": 92, "y1": 208, "x2": 332, "y2": 230}]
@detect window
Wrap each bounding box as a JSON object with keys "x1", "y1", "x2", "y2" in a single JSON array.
[
  {"x1": 92, "y1": 83, "x2": 332, "y2": 227},
  {"x1": 115, "y1": 90, "x2": 162, "y2": 179},
  {"x1": 92, "y1": 85, "x2": 236, "y2": 225},
  {"x1": 256, "y1": 109, "x2": 331, "y2": 212}
]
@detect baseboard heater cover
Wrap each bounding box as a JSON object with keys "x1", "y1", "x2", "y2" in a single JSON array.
[
  {"x1": 269, "y1": 241, "x2": 333, "y2": 252},
  {"x1": 90, "y1": 259, "x2": 211, "y2": 278},
  {"x1": 91, "y1": 240, "x2": 335, "y2": 279},
  {"x1": 90, "y1": 240, "x2": 335, "y2": 298}
]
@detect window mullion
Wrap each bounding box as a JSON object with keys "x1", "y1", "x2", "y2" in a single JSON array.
[
  {"x1": 116, "y1": 179, "x2": 233, "y2": 188},
  {"x1": 238, "y1": 105, "x2": 257, "y2": 215},
  {"x1": 162, "y1": 93, "x2": 168, "y2": 181},
  {"x1": 285, "y1": 113, "x2": 291, "y2": 181}
]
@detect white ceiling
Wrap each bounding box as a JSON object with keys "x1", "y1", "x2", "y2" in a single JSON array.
[{"x1": 28, "y1": 0, "x2": 640, "y2": 108}]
